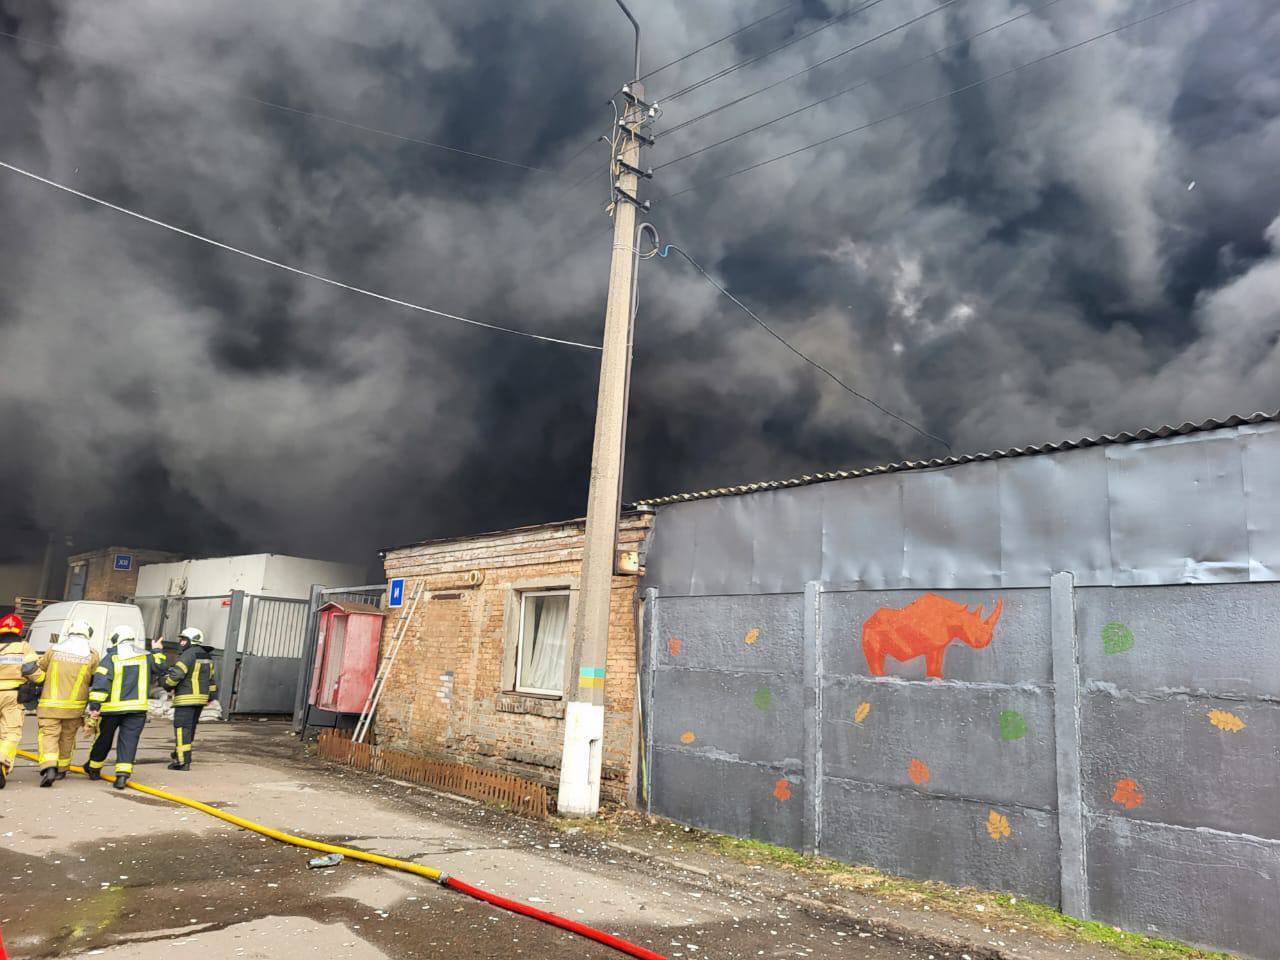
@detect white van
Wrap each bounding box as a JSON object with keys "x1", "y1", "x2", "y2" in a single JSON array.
[{"x1": 25, "y1": 601, "x2": 147, "y2": 658}]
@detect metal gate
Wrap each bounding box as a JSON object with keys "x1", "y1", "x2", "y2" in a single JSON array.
[{"x1": 228, "y1": 596, "x2": 310, "y2": 715}]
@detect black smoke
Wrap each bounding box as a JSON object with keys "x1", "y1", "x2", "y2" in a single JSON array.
[{"x1": 1, "y1": 0, "x2": 1277, "y2": 568}]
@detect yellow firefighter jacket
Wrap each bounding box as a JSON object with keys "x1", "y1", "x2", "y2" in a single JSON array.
[
  {"x1": 0, "y1": 637, "x2": 44, "y2": 690},
  {"x1": 36, "y1": 646, "x2": 102, "y2": 719}
]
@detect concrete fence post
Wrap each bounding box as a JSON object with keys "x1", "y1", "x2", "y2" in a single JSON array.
[
  {"x1": 643, "y1": 587, "x2": 659, "y2": 816},
  {"x1": 1050, "y1": 571, "x2": 1088, "y2": 918},
  {"x1": 803, "y1": 581, "x2": 824, "y2": 856}
]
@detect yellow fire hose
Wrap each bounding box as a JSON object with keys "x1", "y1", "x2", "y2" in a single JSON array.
[{"x1": 15, "y1": 749, "x2": 666, "y2": 960}]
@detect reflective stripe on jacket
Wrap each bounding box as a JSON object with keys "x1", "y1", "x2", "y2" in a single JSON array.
[
  {"x1": 89, "y1": 647, "x2": 166, "y2": 713},
  {"x1": 37, "y1": 647, "x2": 101, "y2": 717},
  {"x1": 0, "y1": 638, "x2": 43, "y2": 690}
]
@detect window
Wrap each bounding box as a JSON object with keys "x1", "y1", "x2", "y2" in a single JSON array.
[{"x1": 514, "y1": 590, "x2": 571, "y2": 696}]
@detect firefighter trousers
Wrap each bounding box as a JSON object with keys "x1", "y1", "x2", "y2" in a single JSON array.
[
  {"x1": 38, "y1": 716, "x2": 83, "y2": 771},
  {"x1": 173, "y1": 705, "x2": 203, "y2": 763},
  {"x1": 88, "y1": 712, "x2": 146, "y2": 776},
  {"x1": 0, "y1": 690, "x2": 23, "y2": 773}
]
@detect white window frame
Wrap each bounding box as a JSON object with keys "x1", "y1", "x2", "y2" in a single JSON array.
[{"x1": 514, "y1": 589, "x2": 571, "y2": 697}]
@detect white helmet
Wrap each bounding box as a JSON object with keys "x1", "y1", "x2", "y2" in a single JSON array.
[
  {"x1": 66, "y1": 619, "x2": 94, "y2": 639},
  {"x1": 179, "y1": 627, "x2": 205, "y2": 646},
  {"x1": 109, "y1": 625, "x2": 137, "y2": 645}
]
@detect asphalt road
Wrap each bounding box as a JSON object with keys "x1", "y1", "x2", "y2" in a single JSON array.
[{"x1": 0, "y1": 717, "x2": 938, "y2": 960}]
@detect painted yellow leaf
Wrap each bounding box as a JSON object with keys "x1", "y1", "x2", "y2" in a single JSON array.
[
  {"x1": 986, "y1": 810, "x2": 1011, "y2": 841},
  {"x1": 680, "y1": 731, "x2": 697, "y2": 745},
  {"x1": 744, "y1": 627, "x2": 760, "y2": 645},
  {"x1": 854, "y1": 702, "x2": 871, "y2": 725},
  {"x1": 1207, "y1": 709, "x2": 1245, "y2": 733}
]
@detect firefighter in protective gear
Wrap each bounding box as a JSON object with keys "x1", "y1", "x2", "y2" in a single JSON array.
[
  {"x1": 163, "y1": 627, "x2": 217, "y2": 770},
  {"x1": 86, "y1": 626, "x2": 166, "y2": 790},
  {"x1": 0, "y1": 612, "x2": 44, "y2": 789},
  {"x1": 34, "y1": 619, "x2": 100, "y2": 787}
]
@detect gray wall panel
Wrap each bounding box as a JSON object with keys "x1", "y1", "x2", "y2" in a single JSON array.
[
  {"x1": 750, "y1": 486, "x2": 824, "y2": 593},
  {"x1": 657, "y1": 594, "x2": 804, "y2": 674},
  {"x1": 651, "y1": 668, "x2": 804, "y2": 766},
  {"x1": 901, "y1": 461, "x2": 1002, "y2": 589},
  {"x1": 1086, "y1": 816, "x2": 1280, "y2": 960},
  {"x1": 822, "y1": 778, "x2": 1060, "y2": 904},
  {"x1": 643, "y1": 499, "x2": 697, "y2": 597},
  {"x1": 1242, "y1": 422, "x2": 1280, "y2": 580},
  {"x1": 1077, "y1": 582, "x2": 1280, "y2": 698},
  {"x1": 689, "y1": 496, "x2": 756, "y2": 596},
  {"x1": 819, "y1": 472, "x2": 905, "y2": 588},
  {"x1": 822, "y1": 677, "x2": 1057, "y2": 810},
  {"x1": 997, "y1": 451, "x2": 1112, "y2": 586},
  {"x1": 1106, "y1": 434, "x2": 1251, "y2": 584},
  {"x1": 651, "y1": 748, "x2": 804, "y2": 850},
  {"x1": 821, "y1": 589, "x2": 1052, "y2": 683},
  {"x1": 1081, "y1": 691, "x2": 1280, "y2": 840}
]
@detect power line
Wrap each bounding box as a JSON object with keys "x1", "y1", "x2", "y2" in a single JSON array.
[
  {"x1": 659, "y1": 0, "x2": 974, "y2": 142},
  {"x1": 0, "y1": 159, "x2": 601, "y2": 351},
  {"x1": 659, "y1": 242, "x2": 952, "y2": 450},
  {"x1": 657, "y1": 0, "x2": 1060, "y2": 171},
  {"x1": 662, "y1": 0, "x2": 897, "y2": 103},
  {"x1": 662, "y1": 0, "x2": 1200, "y2": 201},
  {"x1": 640, "y1": 2, "x2": 803, "y2": 81},
  {"x1": 0, "y1": 29, "x2": 554, "y2": 176}
]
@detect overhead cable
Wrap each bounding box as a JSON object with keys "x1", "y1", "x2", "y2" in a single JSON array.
[
  {"x1": 657, "y1": 0, "x2": 1063, "y2": 170},
  {"x1": 661, "y1": 0, "x2": 896, "y2": 102},
  {"x1": 0, "y1": 30, "x2": 553, "y2": 176},
  {"x1": 659, "y1": 242, "x2": 952, "y2": 450},
  {"x1": 639, "y1": 2, "x2": 803, "y2": 80},
  {"x1": 0, "y1": 159, "x2": 601, "y2": 351},
  {"x1": 661, "y1": 0, "x2": 1200, "y2": 200},
  {"x1": 659, "y1": 0, "x2": 975, "y2": 141}
]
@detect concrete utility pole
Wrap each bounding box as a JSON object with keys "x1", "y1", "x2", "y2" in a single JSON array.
[{"x1": 558, "y1": 1, "x2": 654, "y2": 817}]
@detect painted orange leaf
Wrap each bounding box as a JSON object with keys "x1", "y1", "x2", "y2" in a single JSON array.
[
  {"x1": 773, "y1": 779, "x2": 792, "y2": 802},
  {"x1": 1207, "y1": 709, "x2": 1246, "y2": 733},
  {"x1": 986, "y1": 810, "x2": 1012, "y2": 840},
  {"x1": 853, "y1": 702, "x2": 871, "y2": 725},
  {"x1": 745, "y1": 627, "x2": 760, "y2": 645},
  {"x1": 1112, "y1": 778, "x2": 1144, "y2": 809},
  {"x1": 667, "y1": 637, "x2": 682, "y2": 657},
  {"x1": 680, "y1": 731, "x2": 696, "y2": 745},
  {"x1": 907, "y1": 758, "x2": 930, "y2": 786}
]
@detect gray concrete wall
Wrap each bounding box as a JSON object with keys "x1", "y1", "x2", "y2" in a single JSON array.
[{"x1": 645, "y1": 580, "x2": 1280, "y2": 959}]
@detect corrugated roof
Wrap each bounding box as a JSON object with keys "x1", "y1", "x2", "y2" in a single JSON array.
[{"x1": 633, "y1": 411, "x2": 1280, "y2": 507}]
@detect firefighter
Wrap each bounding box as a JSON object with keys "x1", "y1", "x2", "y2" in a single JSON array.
[
  {"x1": 86, "y1": 626, "x2": 165, "y2": 790},
  {"x1": 34, "y1": 619, "x2": 100, "y2": 787},
  {"x1": 0, "y1": 612, "x2": 44, "y2": 789},
  {"x1": 163, "y1": 627, "x2": 217, "y2": 770}
]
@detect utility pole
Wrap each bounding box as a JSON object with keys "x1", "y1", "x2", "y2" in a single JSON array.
[{"x1": 558, "y1": 0, "x2": 655, "y2": 817}]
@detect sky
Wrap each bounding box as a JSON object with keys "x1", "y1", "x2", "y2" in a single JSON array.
[{"x1": 1, "y1": 0, "x2": 1277, "y2": 568}]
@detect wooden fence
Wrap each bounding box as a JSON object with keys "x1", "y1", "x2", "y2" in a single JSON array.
[{"x1": 315, "y1": 729, "x2": 549, "y2": 819}]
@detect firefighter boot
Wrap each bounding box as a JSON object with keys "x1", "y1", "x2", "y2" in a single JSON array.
[
  {"x1": 167, "y1": 759, "x2": 190, "y2": 771},
  {"x1": 40, "y1": 767, "x2": 57, "y2": 787},
  {"x1": 113, "y1": 773, "x2": 129, "y2": 790}
]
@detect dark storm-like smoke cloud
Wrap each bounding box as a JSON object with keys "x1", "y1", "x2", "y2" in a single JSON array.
[{"x1": 0, "y1": 0, "x2": 1277, "y2": 564}]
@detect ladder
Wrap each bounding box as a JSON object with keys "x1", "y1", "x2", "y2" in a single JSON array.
[{"x1": 353, "y1": 580, "x2": 425, "y2": 743}]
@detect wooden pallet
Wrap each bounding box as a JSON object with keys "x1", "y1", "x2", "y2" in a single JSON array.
[
  {"x1": 316, "y1": 729, "x2": 549, "y2": 819},
  {"x1": 14, "y1": 597, "x2": 55, "y2": 631}
]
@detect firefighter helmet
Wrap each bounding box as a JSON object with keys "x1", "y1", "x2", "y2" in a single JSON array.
[
  {"x1": 67, "y1": 619, "x2": 94, "y2": 638},
  {"x1": 0, "y1": 612, "x2": 22, "y2": 635},
  {"x1": 179, "y1": 627, "x2": 205, "y2": 646},
  {"x1": 108, "y1": 625, "x2": 136, "y2": 645}
]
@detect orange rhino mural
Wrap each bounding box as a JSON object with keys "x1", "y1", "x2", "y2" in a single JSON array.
[{"x1": 862, "y1": 594, "x2": 1003, "y2": 678}]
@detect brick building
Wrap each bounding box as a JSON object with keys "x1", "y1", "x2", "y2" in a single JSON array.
[
  {"x1": 377, "y1": 511, "x2": 654, "y2": 805},
  {"x1": 64, "y1": 546, "x2": 183, "y2": 602}
]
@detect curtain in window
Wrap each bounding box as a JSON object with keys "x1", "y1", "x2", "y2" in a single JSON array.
[{"x1": 521, "y1": 594, "x2": 570, "y2": 692}]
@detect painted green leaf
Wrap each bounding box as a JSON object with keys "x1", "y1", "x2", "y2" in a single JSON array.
[
  {"x1": 1102, "y1": 622, "x2": 1134, "y2": 655},
  {"x1": 999, "y1": 710, "x2": 1027, "y2": 741},
  {"x1": 753, "y1": 686, "x2": 773, "y2": 711}
]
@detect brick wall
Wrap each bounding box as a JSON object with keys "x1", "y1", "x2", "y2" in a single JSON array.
[
  {"x1": 65, "y1": 547, "x2": 183, "y2": 602},
  {"x1": 379, "y1": 513, "x2": 654, "y2": 806}
]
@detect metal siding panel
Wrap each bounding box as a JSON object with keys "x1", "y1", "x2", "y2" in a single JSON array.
[
  {"x1": 998, "y1": 449, "x2": 1112, "y2": 587},
  {"x1": 1107, "y1": 433, "x2": 1251, "y2": 584},
  {"x1": 819, "y1": 473, "x2": 905, "y2": 588},
  {"x1": 901, "y1": 461, "x2": 1002, "y2": 588},
  {"x1": 749, "y1": 487, "x2": 823, "y2": 593},
  {"x1": 1242, "y1": 422, "x2": 1280, "y2": 580},
  {"x1": 689, "y1": 496, "x2": 754, "y2": 596},
  {"x1": 643, "y1": 502, "x2": 698, "y2": 597}
]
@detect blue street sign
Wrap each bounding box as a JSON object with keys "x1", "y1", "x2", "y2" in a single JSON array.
[
  {"x1": 388, "y1": 577, "x2": 405, "y2": 608},
  {"x1": 113, "y1": 554, "x2": 133, "y2": 572}
]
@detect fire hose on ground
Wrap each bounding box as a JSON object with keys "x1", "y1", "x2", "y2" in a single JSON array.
[{"x1": 15, "y1": 749, "x2": 666, "y2": 960}]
